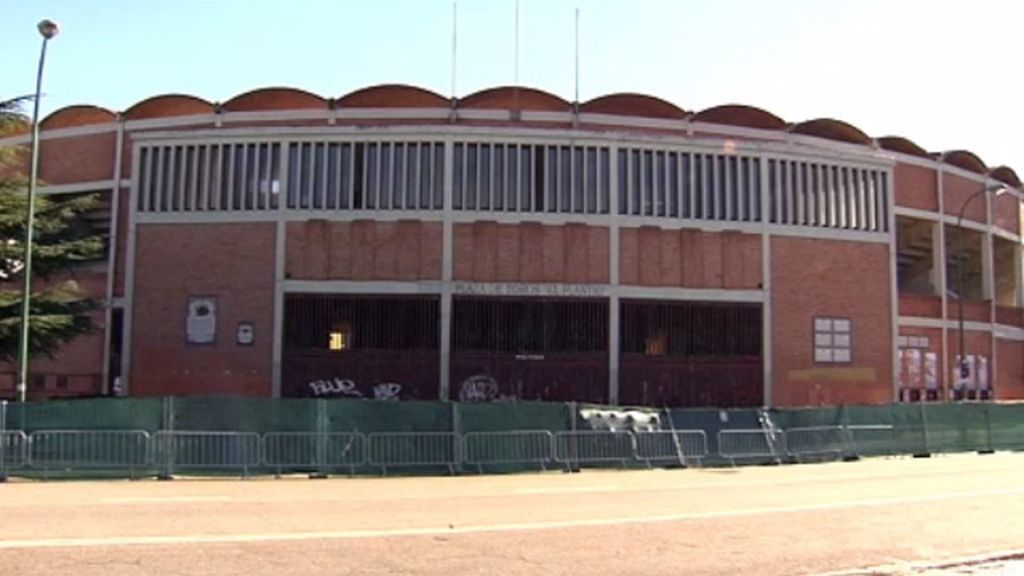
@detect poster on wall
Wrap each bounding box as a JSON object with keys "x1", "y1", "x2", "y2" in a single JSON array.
[
  {"x1": 186, "y1": 297, "x2": 217, "y2": 344},
  {"x1": 924, "y1": 352, "x2": 938, "y2": 391}
]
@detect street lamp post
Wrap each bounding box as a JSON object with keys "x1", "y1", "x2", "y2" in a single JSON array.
[
  {"x1": 15, "y1": 19, "x2": 60, "y2": 403},
  {"x1": 953, "y1": 183, "x2": 1006, "y2": 401}
]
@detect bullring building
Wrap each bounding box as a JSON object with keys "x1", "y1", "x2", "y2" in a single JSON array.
[{"x1": 2, "y1": 85, "x2": 1023, "y2": 406}]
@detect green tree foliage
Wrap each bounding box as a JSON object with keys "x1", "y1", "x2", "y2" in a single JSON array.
[{"x1": 0, "y1": 97, "x2": 104, "y2": 362}]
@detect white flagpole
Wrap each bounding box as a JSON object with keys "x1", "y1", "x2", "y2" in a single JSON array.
[
  {"x1": 514, "y1": 0, "x2": 520, "y2": 116},
  {"x1": 451, "y1": 1, "x2": 458, "y2": 102},
  {"x1": 574, "y1": 7, "x2": 580, "y2": 122}
]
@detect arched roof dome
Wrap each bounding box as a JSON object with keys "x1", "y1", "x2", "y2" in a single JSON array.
[
  {"x1": 691, "y1": 104, "x2": 787, "y2": 131},
  {"x1": 337, "y1": 84, "x2": 448, "y2": 108},
  {"x1": 989, "y1": 166, "x2": 1021, "y2": 188},
  {"x1": 791, "y1": 118, "x2": 872, "y2": 145},
  {"x1": 123, "y1": 94, "x2": 215, "y2": 120},
  {"x1": 877, "y1": 135, "x2": 929, "y2": 158},
  {"x1": 581, "y1": 93, "x2": 687, "y2": 119},
  {"x1": 222, "y1": 87, "x2": 327, "y2": 112},
  {"x1": 40, "y1": 105, "x2": 116, "y2": 129},
  {"x1": 459, "y1": 86, "x2": 570, "y2": 112},
  {"x1": 942, "y1": 150, "x2": 988, "y2": 174}
]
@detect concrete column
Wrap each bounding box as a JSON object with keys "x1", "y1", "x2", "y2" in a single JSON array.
[
  {"x1": 439, "y1": 139, "x2": 455, "y2": 401},
  {"x1": 608, "y1": 295, "x2": 620, "y2": 405},
  {"x1": 608, "y1": 145, "x2": 620, "y2": 405},
  {"x1": 760, "y1": 157, "x2": 773, "y2": 406}
]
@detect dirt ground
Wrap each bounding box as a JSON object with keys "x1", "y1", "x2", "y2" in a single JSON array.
[{"x1": 1, "y1": 453, "x2": 1023, "y2": 576}]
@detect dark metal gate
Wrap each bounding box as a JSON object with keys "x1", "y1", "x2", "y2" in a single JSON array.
[
  {"x1": 619, "y1": 300, "x2": 763, "y2": 407},
  {"x1": 450, "y1": 297, "x2": 608, "y2": 403},
  {"x1": 281, "y1": 295, "x2": 440, "y2": 399}
]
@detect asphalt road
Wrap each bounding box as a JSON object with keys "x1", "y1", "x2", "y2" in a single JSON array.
[{"x1": 1, "y1": 454, "x2": 1023, "y2": 575}]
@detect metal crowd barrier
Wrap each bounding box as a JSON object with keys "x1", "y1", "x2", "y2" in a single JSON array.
[
  {"x1": 554, "y1": 430, "x2": 636, "y2": 468},
  {"x1": 785, "y1": 426, "x2": 847, "y2": 462},
  {"x1": 0, "y1": 421, "x2": 997, "y2": 480},
  {"x1": 261, "y1": 432, "x2": 366, "y2": 475},
  {"x1": 718, "y1": 429, "x2": 786, "y2": 465},
  {"x1": 152, "y1": 431, "x2": 261, "y2": 477},
  {"x1": 368, "y1": 432, "x2": 461, "y2": 475},
  {"x1": 634, "y1": 430, "x2": 708, "y2": 466},
  {"x1": 0, "y1": 431, "x2": 29, "y2": 479},
  {"x1": 462, "y1": 430, "x2": 555, "y2": 472},
  {"x1": 845, "y1": 424, "x2": 897, "y2": 456},
  {"x1": 28, "y1": 429, "x2": 151, "y2": 478}
]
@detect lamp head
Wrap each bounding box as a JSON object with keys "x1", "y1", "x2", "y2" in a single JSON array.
[
  {"x1": 989, "y1": 184, "x2": 1009, "y2": 196},
  {"x1": 37, "y1": 19, "x2": 59, "y2": 40}
]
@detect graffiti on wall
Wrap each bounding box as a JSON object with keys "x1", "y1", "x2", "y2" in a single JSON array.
[
  {"x1": 373, "y1": 382, "x2": 402, "y2": 401},
  {"x1": 458, "y1": 375, "x2": 499, "y2": 402},
  {"x1": 457, "y1": 375, "x2": 519, "y2": 402},
  {"x1": 307, "y1": 377, "x2": 403, "y2": 400}
]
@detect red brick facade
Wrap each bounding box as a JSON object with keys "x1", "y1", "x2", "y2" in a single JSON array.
[
  {"x1": 4, "y1": 83, "x2": 1024, "y2": 407},
  {"x1": 771, "y1": 237, "x2": 893, "y2": 406}
]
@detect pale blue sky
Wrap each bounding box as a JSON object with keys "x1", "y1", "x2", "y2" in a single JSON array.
[{"x1": 4, "y1": 1, "x2": 1024, "y2": 172}]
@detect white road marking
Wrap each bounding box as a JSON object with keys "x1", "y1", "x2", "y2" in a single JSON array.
[
  {"x1": 1, "y1": 486, "x2": 1022, "y2": 550},
  {"x1": 99, "y1": 496, "x2": 232, "y2": 504}
]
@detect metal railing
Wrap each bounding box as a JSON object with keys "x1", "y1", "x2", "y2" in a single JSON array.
[
  {"x1": 784, "y1": 426, "x2": 847, "y2": 462},
  {"x1": 368, "y1": 432, "x2": 461, "y2": 474},
  {"x1": 0, "y1": 419, "x2": 1014, "y2": 480},
  {"x1": 0, "y1": 430, "x2": 28, "y2": 479},
  {"x1": 554, "y1": 430, "x2": 636, "y2": 468},
  {"x1": 718, "y1": 429, "x2": 787, "y2": 465},
  {"x1": 28, "y1": 429, "x2": 151, "y2": 477},
  {"x1": 845, "y1": 424, "x2": 897, "y2": 456},
  {"x1": 152, "y1": 431, "x2": 261, "y2": 477},
  {"x1": 634, "y1": 430, "x2": 708, "y2": 466},
  {"x1": 262, "y1": 432, "x2": 366, "y2": 475},
  {"x1": 462, "y1": 430, "x2": 555, "y2": 472}
]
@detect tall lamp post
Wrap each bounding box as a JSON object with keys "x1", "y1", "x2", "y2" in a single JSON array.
[
  {"x1": 16, "y1": 19, "x2": 60, "y2": 403},
  {"x1": 953, "y1": 183, "x2": 1006, "y2": 400}
]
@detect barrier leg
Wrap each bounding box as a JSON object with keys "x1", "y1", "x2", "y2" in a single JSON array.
[
  {"x1": 979, "y1": 405, "x2": 995, "y2": 455},
  {"x1": 0, "y1": 401, "x2": 7, "y2": 483}
]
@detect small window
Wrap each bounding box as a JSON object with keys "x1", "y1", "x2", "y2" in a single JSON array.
[
  {"x1": 329, "y1": 322, "x2": 352, "y2": 351},
  {"x1": 814, "y1": 317, "x2": 852, "y2": 363}
]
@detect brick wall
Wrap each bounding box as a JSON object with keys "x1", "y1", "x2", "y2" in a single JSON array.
[
  {"x1": 996, "y1": 338, "x2": 1024, "y2": 400},
  {"x1": 453, "y1": 222, "x2": 608, "y2": 283},
  {"x1": 286, "y1": 220, "x2": 442, "y2": 281},
  {"x1": 771, "y1": 237, "x2": 893, "y2": 406},
  {"x1": 619, "y1": 228, "x2": 761, "y2": 288},
  {"x1": 943, "y1": 173, "x2": 987, "y2": 224},
  {"x1": 893, "y1": 163, "x2": 937, "y2": 212},
  {"x1": 130, "y1": 223, "x2": 275, "y2": 396},
  {"x1": 38, "y1": 132, "x2": 116, "y2": 185}
]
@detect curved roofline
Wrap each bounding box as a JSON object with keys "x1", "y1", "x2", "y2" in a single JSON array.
[
  {"x1": 989, "y1": 166, "x2": 1022, "y2": 188},
  {"x1": 222, "y1": 86, "x2": 327, "y2": 111},
  {"x1": 791, "y1": 118, "x2": 872, "y2": 146},
  {"x1": 40, "y1": 105, "x2": 117, "y2": 129},
  {"x1": 941, "y1": 150, "x2": 988, "y2": 175},
  {"x1": 337, "y1": 84, "x2": 449, "y2": 108},
  {"x1": 691, "y1": 104, "x2": 787, "y2": 131},
  {"x1": 458, "y1": 86, "x2": 570, "y2": 111},
  {"x1": 580, "y1": 93, "x2": 687, "y2": 120},
  {"x1": 123, "y1": 93, "x2": 215, "y2": 120},
  {"x1": 877, "y1": 135, "x2": 929, "y2": 158},
  {"x1": 21, "y1": 84, "x2": 1022, "y2": 182}
]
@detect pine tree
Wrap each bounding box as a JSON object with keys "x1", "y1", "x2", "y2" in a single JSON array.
[{"x1": 0, "y1": 97, "x2": 104, "y2": 363}]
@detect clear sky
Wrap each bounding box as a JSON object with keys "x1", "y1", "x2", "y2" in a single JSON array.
[{"x1": 3, "y1": 1, "x2": 1024, "y2": 172}]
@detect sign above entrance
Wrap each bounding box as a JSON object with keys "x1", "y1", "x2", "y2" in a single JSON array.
[{"x1": 453, "y1": 282, "x2": 609, "y2": 298}]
